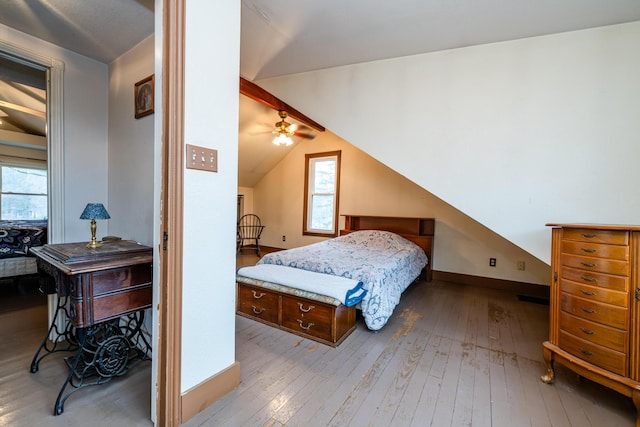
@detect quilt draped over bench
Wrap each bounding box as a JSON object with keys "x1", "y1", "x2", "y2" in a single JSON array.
[{"x1": 237, "y1": 264, "x2": 367, "y2": 307}]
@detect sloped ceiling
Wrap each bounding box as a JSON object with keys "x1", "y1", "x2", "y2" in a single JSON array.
[
  {"x1": 0, "y1": 55, "x2": 47, "y2": 150},
  {"x1": 0, "y1": 0, "x2": 154, "y2": 64},
  {"x1": 1, "y1": 1, "x2": 639, "y2": 180}
]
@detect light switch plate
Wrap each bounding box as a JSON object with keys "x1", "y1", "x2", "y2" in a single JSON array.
[{"x1": 186, "y1": 144, "x2": 218, "y2": 172}]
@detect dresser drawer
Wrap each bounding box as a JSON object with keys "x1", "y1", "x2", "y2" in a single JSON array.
[
  {"x1": 70, "y1": 284, "x2": 152, "y2": 327},
  {"x1": 237, "y1": 284, "x2": 279, "y2": 324},
  {"x1": 560, "y1": 279, "x2": 628, "y2": 308},
  {"x1": 559, "y1": 311, "x2": 628, "y2": 353},
  {"x1": 562, "y1": 228, "x2": 629, "y2": 245},
  {"x1": 559, "y1": 330, "x2": 627, "y2": 376},
  {"x1": 68, "y1": 263, "x2": 153, "y2": 327},
  {"x1": 561, "y1": 266, "x2": 629, "y2": 293},
  {"x1": 561, "y1": 240, "x2": 628, "y2": 261},
  {"x1": 281, "y1": 296, "x2": 334, "y2": 343},
  {"x1": 561, "y1": 254, "x2": 629, "y2": 276},
  {"x1": 560, "y1": 292, "x2": 628, "y2": 329}
]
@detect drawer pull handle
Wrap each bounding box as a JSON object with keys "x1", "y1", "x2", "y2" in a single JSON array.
[
  {"x1": 579, "y1": 289, "x2": 596, "y2": 296},
  {"x1": 581, "y1": 262, "x2": 597, "y2": 268},
  {"x1": 636, "y1": 288, "x2": 640, "y2": 302},
  {"x1": 251, "y1": 290, "x2": 266, "y2": 299},
  {"x1": 297, "y1": 303, "x2": 315, "y2": 312},
  {"x1": 580, "y1": 276, "x2": 597, "y2": 283},
  {"x1": 581, "y1": 307, "x2": 596, "y2": 314},
  {"x1": 579, "y1": 348, "x2": 593, "y2": 357},
  {"x1": 251, "y1": 306, "x2": 265, "y2": 314},
  {"x1": 581, "y1": 233, "x2": 597, "y2": 239},
  {"x1": 297, "y1": 319, "x2": 315, "y2": 330},
  {"x1": 579, "y1": 327, "x2": 595, "y2": 335},
  {"x1": 581, "y1": 248, "x2": 596, "y2": 253}
]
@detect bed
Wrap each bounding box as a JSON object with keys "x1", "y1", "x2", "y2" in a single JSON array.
[
  {"x1": 236, "y1": 215, "x2": 434, "y2": 346},
  {"x1": 0, "y1": 220, "x2": 48, "y2": 280}
]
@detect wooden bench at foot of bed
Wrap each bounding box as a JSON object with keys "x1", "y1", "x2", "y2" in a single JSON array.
[{"x1": 236, "y1": 282, "x2": 356, "y2": 347}]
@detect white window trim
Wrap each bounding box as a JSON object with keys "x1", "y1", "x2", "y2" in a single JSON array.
[{"x1": 303, "y1": 150, "x2": 341, "y2": 237}]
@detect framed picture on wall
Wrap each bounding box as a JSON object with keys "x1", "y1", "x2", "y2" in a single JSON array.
[{"x1": 134, "y1": 74, "x2": 154, "y2": 119}]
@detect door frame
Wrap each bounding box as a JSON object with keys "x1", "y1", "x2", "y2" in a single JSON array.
[
  {"x1": 0, "y1": 42, "x2": 64, "y2": 243},
  {"x1": 156, "y1": 0, "x2": 185, "y2": 424},
  {"x1": 0, "y1": 42, "x2": 65, "y2": 332}
]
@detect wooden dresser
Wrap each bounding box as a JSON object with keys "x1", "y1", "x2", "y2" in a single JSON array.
[{"x1": 542, "y1": 224, "x2": 640, "y2": 425}]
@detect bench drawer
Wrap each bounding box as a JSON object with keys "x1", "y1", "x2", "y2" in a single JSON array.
[{"x1": 237, "y1": 284, "x2": 279, "y2": 325}]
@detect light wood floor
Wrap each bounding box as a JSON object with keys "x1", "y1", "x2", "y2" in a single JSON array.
[
  {"x1": 1, "y1": 253, "x2": 637, "y2": 426},
  {"x1": 0, "y1": 283, "x2": 153, "y2": 427}
]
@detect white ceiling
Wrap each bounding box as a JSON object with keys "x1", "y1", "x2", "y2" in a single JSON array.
[
  {"x1": 240, "y1": 0, "x2": 640, "y2": 80},
  {"x1": 0, "y1": 0, "x2": 154, "y2": 65},
  {"x1": 1, "y1": 1, "x2": 639, "y2": 76},
  {"x1": 1, "y1": 0, "x2": 639, "y2": 185}
]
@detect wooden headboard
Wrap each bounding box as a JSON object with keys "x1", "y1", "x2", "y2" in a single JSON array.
[{"x1": 340, "y1": 215, "x2": 435, "y2": 281}]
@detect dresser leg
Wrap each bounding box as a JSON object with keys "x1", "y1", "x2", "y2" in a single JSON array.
[
  {"x1": 540, "y1": 347, "x2": 555, "y2": 384},
  {"x1": 632, "y1": 388, "x2": 640, "y2": 427}
]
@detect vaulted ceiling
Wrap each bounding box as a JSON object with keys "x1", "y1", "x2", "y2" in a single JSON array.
[{"x1": 1, "y1": 1, "x2": 639, "y2": 183}]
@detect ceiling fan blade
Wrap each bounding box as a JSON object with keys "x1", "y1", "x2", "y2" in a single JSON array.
[
  {"x1": 247, "y1": 130, "x2": 273, "y2": 136},
  {"x1": 293, "y1": 131, "x2": 316, "y2": 140}
]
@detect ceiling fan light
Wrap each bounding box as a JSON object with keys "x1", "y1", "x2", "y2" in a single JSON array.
[{"x1": 273, "y1": 134, "x2": 293, "y2": 146}]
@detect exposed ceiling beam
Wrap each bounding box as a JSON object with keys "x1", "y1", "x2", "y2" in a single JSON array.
[
  {"x1": 0, "y1": 129, "x2": 47, "y2": 150},
  {"x1": 0, "y1": 99, "x2": 46, "y2": 118},
  {"x1": 240, "y1": 77, "x2": 325, "y2": 132}
]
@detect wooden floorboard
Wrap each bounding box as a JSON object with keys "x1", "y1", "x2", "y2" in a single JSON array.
[
  {"x1": 2, "y1": 252, "x2": 637, "y2": 426},
  {"x1": 186, "y1": 274, "x2": 637, "y2": 427},
  {"x1": 0, "y1": 299, "x2": 152, "y2": 427}
]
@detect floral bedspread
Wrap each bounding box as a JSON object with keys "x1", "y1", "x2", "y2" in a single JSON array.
[
  {"x1": 257, "y1": 230, "x2": 428, "y2": 330},
  {"x1": 0, "y1": 220, "x2": 48, "y2": 258}
]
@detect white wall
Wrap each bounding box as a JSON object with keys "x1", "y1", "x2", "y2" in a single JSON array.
[
  {"x1": 0, "y1": 23, "x2": 109, "y2": 243},
  {"x1": 181, "y1": 0, "x2": 241, "y2": 392},
  {"x1": 253, "y1": 131, "x2": 549, "y2": 285},
  {"x1": 108, "y1": 35, "x2": 155, "y2": 246},
  {"x1": 258, "y1": 22, "x2": 640, "y2": 266},
  {"x1": 237, "y1": 186, "x2": 254, "y2": 217},
  {"x1": 108, "y1": 34, "x2": 156, "y2": 421}
]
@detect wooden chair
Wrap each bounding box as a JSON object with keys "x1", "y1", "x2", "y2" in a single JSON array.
[{"x1": 237, "y1": 214, "x2": 265, "y2": 256}]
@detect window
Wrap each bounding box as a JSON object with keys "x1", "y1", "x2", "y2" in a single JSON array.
[
  {"x1": 303, "y1": 151, "x2": 341, "y2": 237},
  {"x1": 0, "y1": 165, "x2": 48, "y2": 220}
]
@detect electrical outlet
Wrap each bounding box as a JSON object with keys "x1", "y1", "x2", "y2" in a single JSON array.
[
  {"x1": 489, "y1": 258, "x2": 496, "y2": 267},
  {"x1": 282, "y1": 235, "x2": 286, "y2": 242},
  {"x1": 517, "y1": 260, "x2": 525, "y2": 271}
]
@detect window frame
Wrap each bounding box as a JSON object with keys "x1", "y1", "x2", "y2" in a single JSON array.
[{"x1": 303, "y1": 150, "x2": 341, "y2": 237}]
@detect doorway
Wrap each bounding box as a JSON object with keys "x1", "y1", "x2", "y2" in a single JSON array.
[
  {"x1": 0, "y1": 53, "x2": 48, "y2": 315},
  {"x1": 0, "y1": 41, "x2": 64, "y2": 356},
  {"x1": 0, "y1": 42, "x2": 64, "y2": 245}
]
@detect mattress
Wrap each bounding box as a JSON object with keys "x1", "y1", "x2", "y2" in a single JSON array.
[
  {"x1": 0, "y1": 256, "x2": 37, "y2": 278},
  {"x1": 252, "y1": 229, "x2": 428, "y2": 330}
]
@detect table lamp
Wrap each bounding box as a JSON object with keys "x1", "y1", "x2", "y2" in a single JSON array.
[{"x1": 80, "y1": 203, "x2": 111, "y2": 248}]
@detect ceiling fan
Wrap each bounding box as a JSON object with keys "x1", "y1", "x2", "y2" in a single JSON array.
[
  {"x1": 239, "y1": 77, "x2": 325, "y2": 146},
  {"x1": 272, "y1": 110, "x2": 315, "y2": 146}
]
